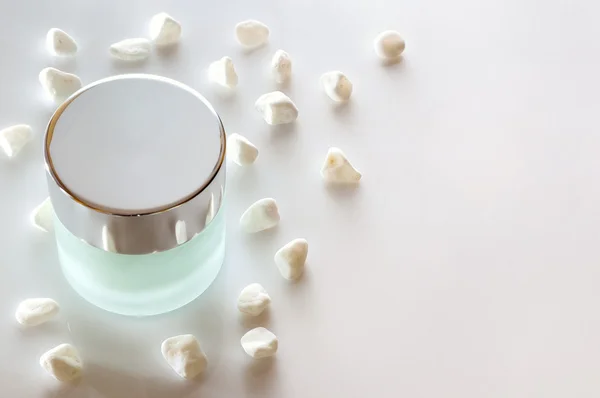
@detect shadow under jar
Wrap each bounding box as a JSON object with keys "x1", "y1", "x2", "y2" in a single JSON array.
[{"x1": 44, "y1": 74, "x2": 227, "y2": 316}]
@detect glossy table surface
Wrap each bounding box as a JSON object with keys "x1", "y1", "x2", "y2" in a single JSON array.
[{"x1": 1, "y1": 0, "x2": 599, "y2": 397}]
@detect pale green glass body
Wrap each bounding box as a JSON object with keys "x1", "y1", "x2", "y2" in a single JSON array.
[{"x1": 54, "y1": 207, "x2": 226, "y2": 316}]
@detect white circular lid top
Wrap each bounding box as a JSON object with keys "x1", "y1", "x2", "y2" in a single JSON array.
[{"x1": 49, "y1": 75, "x2": 223, "y2": 215}]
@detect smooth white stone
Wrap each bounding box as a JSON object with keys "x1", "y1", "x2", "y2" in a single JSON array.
[
  {"x1": 271, "y1": 50, "x2": 292, "y2": 83},
  {"x1": 15, "y1": 298, "x2": 60, "y2": 326},
  {"x1": 30, "y1": 197, "x2": 54, "y2": 232},
  {"x1": 39, "y1": 343, "x2": 83, "y2": 382},
  {"x1": 235, "y1": 20, "x2": 269, "y2": 48},
  {"x1": 321, "y1": 71, "x2": 353, "y2": 101},
  {"x1": 161, "y1": 334, "x2": 208, "y2": 379},
  {"x1": 227, "y1": 133, "x2": 258, "y2": 166},
  {"x1": 241, "y1": 327, "x2": 278, "y2": 358},
  {"x1": 237, "y1": 283, "x2": 271, "y2": 316},
  {"x1": 374, "y1": 30, "x2": 405, "y2": 59},
  {"x1": 39, "y1": 67, "x2": 82, "y2": 103},
  {"x1": 46, "y1": 28, "x2": 78, "y2": 56},
  {"x1": 109, "y1": 38, "x2": 151, "y2": 61},
  {"x1": 274, "y1": 238, "x2": 308, "y2": 280},
  {"x1": 208, "y1": 56, "x2": 238, "y2": 88},
  {"x1": 149, "y1": 13, "x2": 182, "y2": 46},
  {"x1": 255, "y1": 91, "x2": 298, "y2": 125},
  {"x1": 321, "y1": 147, "x2": 362, "y2": 183},
  {"x1": 0, "y1": 124, "x2": 32, "y2": 158},
  {"x1": 239, "y1": 198, "x2": 280, "y2": 233}
]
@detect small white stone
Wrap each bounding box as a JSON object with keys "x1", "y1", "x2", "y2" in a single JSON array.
[
  {"x1": 109, "y1": 38, "x2": 151, "y2": 61},
  {"x1": 321, "y1": 147, "x2": 362, "y2": 184},
  {"x1": 15, "y1": 298, "x2": 60, "y2": 327},
  {"x1": 240, "y1": 198, "x2": 280, "y2": 233},
  {"x1": 255, "y1": 91, "x2": 298, "y2": 125},
  {"x1": 271, "y1": 50, "x2": 292, "y2": 83},
  {"x1": 374, "y1": 30, "x2": 405, "y2": 60},
  {"x1": 274, "y1": 238, "x2": 308, "y2": 280},
  {"x1": 31, "y1": 197, "x2": 54, "y2": 232},
  {"x1": 0, "y1": 124, "x2": 32, "y2": 158},
  {"x1": 39, "y1": 67, "x2": 82, "y2": 103},
  {"x1": 208, "y1": 56, "x2": 238, "y2": 88},
  {"x1": 227, "y1": 133, "x2": 258, "y2": 166},
  {"x1": 321, "y1": 71, "x2": 353, "y2": 102},
  {"x1": 235, "y1": 20, "x2": 270, "y2": 48},
  {"x1": 39, "y1": 343, "x2": 83, "y2": 382},
  {"x1": 237, "y1": 283, "x2": 271, "y2": 316},
  {"x1": 46, "y1": 28, "x2": 77, "y2": 56},
  {"x1": 175, "y1": 220, "x2": 187, "y2": 245},
  {"x1": 241, "y1": 327, "x2": 278, "y2": 359},
  {"x1": 149, "y1": 12, "x2": 182, "y2": 46},
  {"x1": 161, "y1": 334, "x2": 208, "y2": 379}
]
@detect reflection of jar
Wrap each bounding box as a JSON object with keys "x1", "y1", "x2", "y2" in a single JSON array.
[{"x1": 44, "y1": 74, "x2": 226, "y2": 316}]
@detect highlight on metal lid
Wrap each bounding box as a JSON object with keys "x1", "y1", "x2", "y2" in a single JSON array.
[{"x1": 44, "y1": 74, "x2": 226, "y2": 254}]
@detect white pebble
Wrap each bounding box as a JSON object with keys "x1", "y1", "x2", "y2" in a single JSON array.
[
  {"x1": 39, "y1": 67, "x2": 82, "y2": 103},
  {"x1": 31, "y1": 197, "x2": 54, "y2": 232},
  {"x1": 255, "y1": 91, "x2": 298, "y2": 125},
  {"x1": 0, "y1": 124, "x2": 32, "y2": 158},
  {"x1": 321, "y1": 147, "x2": 362, "y2": 183},
  {"x1": 240, "y1": 198, "x2": 280, "y2": 233},
  {"x1": 109, "y1": 38, "x2": 151, "y2": 61},
  {"x1": 321, "y1": 71, "x2": 353, "y2": 102},
  {"x1": 374, "y1": 30, "x2": 405, "y2": 60},
  {"x1": 241, "y1": 327, "x2": 278, "y2": 358},
  {"x1": 235, "y1": 20, "x2": 270, "y2": 48},
  {"x1": 227, "y1": 133, "x2": 258, "y2": 166},
  {"x1": 274, "y1": 238, "x2": 308, "y2": 280},
  {"x1": 237, "y1": 283, "x2": 271, "y2": 316},
  {"x1": 149, "y1": 12, "x2": 182, "y2": 46},
  {"x1": 271, "y1": 50, "x2": 292, "y2": 83},
  {"x1": 208, "y1": 56, "x2": 238, "y2": 88},
  {"x1": 39, "y1": 343, "x2": 83, "y2": 382},
  {"x1": 46, "y1": 28, "x2": 77, "y2": 56},
  {"x1": 15, "y1": 298, "x2": 60, "y2": 326},
  {"x1": 161, "y1": 334, "x2": 208, "y2": 379}
]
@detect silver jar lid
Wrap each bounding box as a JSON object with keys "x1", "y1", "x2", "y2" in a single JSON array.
[{"x1": 44, "y1": 74, "x2": 226, "y2": 255}]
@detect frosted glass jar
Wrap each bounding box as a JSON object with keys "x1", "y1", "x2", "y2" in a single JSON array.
[
  {"x1": 53, "y1": 205, "x2": 225, "y2": 316},
  {"x1": 43, "y1": 74, "x2": 226, "y2": 316}
]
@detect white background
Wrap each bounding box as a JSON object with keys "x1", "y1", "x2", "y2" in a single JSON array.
[{"x1": 1, "y1": 0, "x2": 599, "y2": 397}]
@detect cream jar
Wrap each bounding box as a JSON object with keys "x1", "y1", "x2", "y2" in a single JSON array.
[{"x1": 44, "y1": 74, "x2": 226, "y2": 316}]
